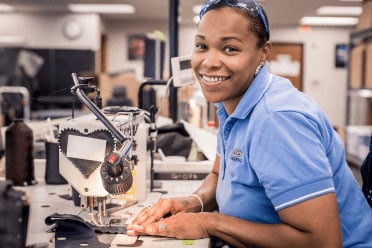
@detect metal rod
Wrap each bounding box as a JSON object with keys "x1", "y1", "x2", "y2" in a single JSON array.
[
  {"x1": 71, "y1": 73, "x2": 126, "y2": 144},
  {"x1": 169, "y1": 0, "x2": 179, "y2": 122},
  {"x1": 138, "y1": 79, "x2": 167, "y2": 109}
]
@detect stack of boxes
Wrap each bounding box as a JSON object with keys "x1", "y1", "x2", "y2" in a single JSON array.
[
  {"x1": 347, "y1": 0, "x2": 372, "y2": 165},
  {"x1": 350, "y1": 0, "x2": 372, "y2": 89},
  {"x1": 346, "y1": 126, "x2": 371, "y2": 164}
]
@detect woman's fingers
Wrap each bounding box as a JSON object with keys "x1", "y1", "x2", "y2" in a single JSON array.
[
  {"x1": 127, "y1": 222, "x2": 168, "y2": 237},
  {"x1": 131, "y1": 198, "x2": 173, "y2": 225},
  {"x1": 127, "y1": 213, "x2": 210, "y2": 240}
]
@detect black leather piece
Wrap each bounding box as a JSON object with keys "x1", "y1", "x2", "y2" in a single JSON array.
[
  {"x1": 45, "y1": 213, "x2": 130, "y2": 248},
  {"x1": 157, "y1": 122, "x2": 189, "y2": 137},
  {"x1": 45, "y1": 213, "x2": 127, "y2": 234},
  {"x1": 50, "y1": 218, "x2": 108, "y2": 248}
]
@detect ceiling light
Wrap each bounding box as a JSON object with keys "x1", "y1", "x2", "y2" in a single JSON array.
[
  {"x1": 338, "y1": 0, "x2": 362, "y2": 2},
  {"x1": 0, "y1": 36, "x2": 27, "y2": 46},
  {"x1": 193, "y1": 0, "x2": 265, "y2": 15},
  {"x1": 300, "y1": 16, "x2": 359, "y2": 26},
  {"x1": 0, "y1": 4, "x2": 14, "y2": 12},
  {"x1": 317, "y1": 6, "x2": 362, "y2": 16},
  {"x1": 68, "y1": 4, "x2": 135, "y2": 14}
]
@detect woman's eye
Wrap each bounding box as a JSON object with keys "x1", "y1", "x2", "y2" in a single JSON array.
[
  {"x1": 195, "y1": 43, "x2": 206, "y2": 50},
  {"x1": 224, "y1": 46, "x2": 239, "y2": 53}
]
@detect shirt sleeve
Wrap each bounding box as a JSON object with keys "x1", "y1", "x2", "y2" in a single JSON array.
[{"x1": 249, "y1": 111, "x2": 335, "y2": 211}]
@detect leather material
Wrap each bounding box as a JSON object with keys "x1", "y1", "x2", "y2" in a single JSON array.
[
  {"x1": 45, "y1": 213, "x2": 127, "y2": 234},
  {"x1": 45, "y1": 213, "x2": 128, "y2": 247}
]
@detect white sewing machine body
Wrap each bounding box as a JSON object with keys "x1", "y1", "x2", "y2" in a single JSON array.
[{"x1": 58, "y1": 108, "x2": 151, "y2": 202}]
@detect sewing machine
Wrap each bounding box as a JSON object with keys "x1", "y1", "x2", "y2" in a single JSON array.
[
  {"x1": 58, "y1": 73, "x2": 156, "y2": 226},
  {"x1": 19, "y1": 71, "x2": 213, "y2": 247}
]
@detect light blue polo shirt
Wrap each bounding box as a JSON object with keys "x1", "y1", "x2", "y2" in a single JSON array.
[{"x1": 215, "y1": 63, "x2": 372, "y2": 247}]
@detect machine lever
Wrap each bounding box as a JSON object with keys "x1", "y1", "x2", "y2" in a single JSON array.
[{"x1": 71, "y1": 73, "x2": 127, "y2": 145}]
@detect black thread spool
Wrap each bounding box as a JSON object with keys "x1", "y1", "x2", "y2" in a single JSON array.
[
  {"x1": 5, "y1": 118, "x2": 37, "y2": 186},
  {"x1": 45, "y1": 141, "x2": 67, "y2": 185}
]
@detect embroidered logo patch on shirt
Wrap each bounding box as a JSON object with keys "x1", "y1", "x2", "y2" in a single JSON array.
[{"x1": 230, "y1": 148, "x2": 243, "y2": 162}]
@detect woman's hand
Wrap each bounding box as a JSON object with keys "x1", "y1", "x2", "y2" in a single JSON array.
[
  {"x1": 127, "y1": 212, "x2": 210, "y2": 240},
  {"x1": 127, "y1": 157, "x2": 220, "y2": 238},
  {"x1": 129, "y1": 196, "x2": 198, "y2": 225}
]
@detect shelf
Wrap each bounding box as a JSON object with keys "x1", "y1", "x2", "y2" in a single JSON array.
[
  {"x1": 350, "y1": 27, "x2": 372, "y2": 44},
  {"x1": 348, "y1": 88, "x2": 372, "y2": 98},
  {"x1": 346, "y1": 27, "x2": 372, "y2": 126}
]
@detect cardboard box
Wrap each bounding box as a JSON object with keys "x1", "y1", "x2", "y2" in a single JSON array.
[
  {"x1": 357, "y1": 0, "x2": 372, "y2": 30},
  {"x1": 346, "y1": 125, "x2": 372, "y2": 162},
  {"x1": 99, "y1": 73, "x2": 140, "y2": 107},
  {"x1": 349, "y1": 44, "x2": 365, "y2": 88},
  {"x1": 365, "y1": 44, "x2": 372, "y2": 88}
]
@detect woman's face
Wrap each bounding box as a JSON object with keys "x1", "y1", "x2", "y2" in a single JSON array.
[{"x1": 191, "y1": 7, "x2": 269, "y2": 114}]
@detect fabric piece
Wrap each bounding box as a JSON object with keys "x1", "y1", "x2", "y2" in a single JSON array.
[
  {"x1": 45, "y1": 213, "x2": 127, "y2": 234},
  {"x1": 47, "y1": 217, "x2": 108, "y2": 248},
  {"x1": 156, "y1": 122, "x2": 193, "y2": 158}
]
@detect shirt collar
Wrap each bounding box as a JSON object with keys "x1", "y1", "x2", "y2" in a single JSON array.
[{"x1": 216, "y1": 62, "x2": 271, "y2": 120}]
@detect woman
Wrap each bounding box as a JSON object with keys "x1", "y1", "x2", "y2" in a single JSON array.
[{"x1": 127, "y1": 0, "x2": 372, "y2": 247}]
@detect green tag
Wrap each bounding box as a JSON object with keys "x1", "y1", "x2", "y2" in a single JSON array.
[{"x1": 182, "y1": 240, "x2": 195, "y2": 246}]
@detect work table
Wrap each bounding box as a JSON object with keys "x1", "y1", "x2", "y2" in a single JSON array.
[{"x1": 18, "y1": 159, "x2": 210, "y2": 248}]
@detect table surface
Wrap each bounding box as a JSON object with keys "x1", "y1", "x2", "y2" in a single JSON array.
[{"x1": 19, "y1": 159, "x2": 210, "y2": 248}]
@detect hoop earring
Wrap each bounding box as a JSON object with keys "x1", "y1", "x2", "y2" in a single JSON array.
[{"x1": 255, "y1": 64, "x2": 262, "y2": 76}]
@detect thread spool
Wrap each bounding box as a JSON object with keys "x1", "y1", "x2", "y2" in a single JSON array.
[
  {"x1": 45, "y1": 141, "x2": 67, "y2": 185},
  {"x1": 5, "y1": 118, "x2": 37, "y2": 186}
]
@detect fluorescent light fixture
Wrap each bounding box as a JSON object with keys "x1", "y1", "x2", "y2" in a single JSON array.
[
  {"x1": 317, "y1": 6, "x2": 362, "y2": 16},
  {"x1": 0, "y1": 4, "x2": 14, "y2": 12},
  {"x1": 0, "y1": 36, "x2": 27, "y2": 47},
  {"x1": 338, "y1": 0, "x2": 362, "y2": 2},
  {"x1": 192, "y1": 0, "x2": 265, "y2": 22},
  {"x1": 193, "y1": 0, "x2": 265, "y2": 15},
  {"x1": 300, "y1": 16, "x2": 358, "y2": 26},
  {"x1": 68, "y1": 4, "x2": 135, "y2": 14}
]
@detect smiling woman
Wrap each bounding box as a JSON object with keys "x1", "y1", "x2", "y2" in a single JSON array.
[{"x1": 126, "y1": 0, "x2": 372, "y2": 247}]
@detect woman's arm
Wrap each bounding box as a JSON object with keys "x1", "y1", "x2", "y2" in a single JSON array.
[
  {"x1": 131, "y1": 192, "x2": 341, "y2": 248},
  {"x1": 204, "y1": 193, "x2": 342, "y2": 248},
  {"x1": 128, "y1": 154, "x2": 342, "y2": 247}
]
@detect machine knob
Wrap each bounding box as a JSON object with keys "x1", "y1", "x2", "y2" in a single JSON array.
[
  {"x1": 100, "y1": 153, "x2": 133, "y2": 194},
  {"x1": 106, "y1": 153, "x2": 123, "y2": 177}
]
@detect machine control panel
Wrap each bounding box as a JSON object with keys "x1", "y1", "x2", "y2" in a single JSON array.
[{"x1": 171, "y1": 55, "x2": 194, "y2": 87}]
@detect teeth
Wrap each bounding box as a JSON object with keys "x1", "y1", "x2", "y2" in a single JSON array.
[{"x1": 203, "y1": 75, "x2": 228, "y2": 82}]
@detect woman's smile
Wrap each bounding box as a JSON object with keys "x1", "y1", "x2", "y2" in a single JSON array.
[{"x1": 201, "y1": 74, "x2": 231, "y2": 83}]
